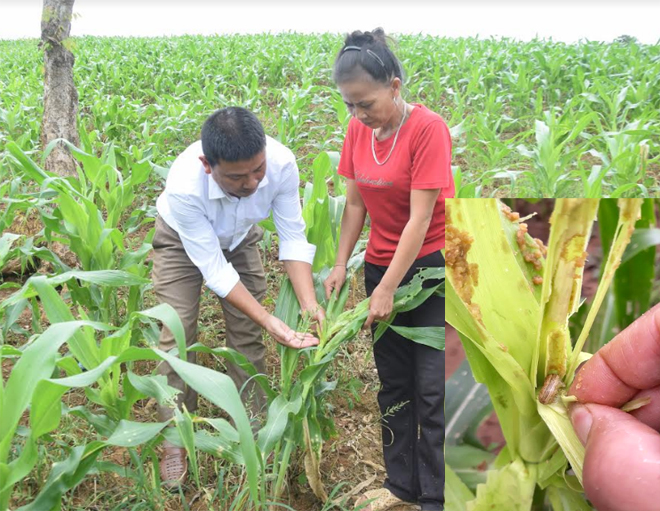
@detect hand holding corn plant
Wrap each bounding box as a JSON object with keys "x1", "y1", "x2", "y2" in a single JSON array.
[
  {"x1": 445, "y1": 198, "x2": 646, "y2": 511},
  {"x1": 0, "y1": 149, "x2": 444, "y2": 510}
]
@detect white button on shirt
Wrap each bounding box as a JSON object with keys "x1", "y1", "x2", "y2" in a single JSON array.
[{"x1": 156, "y1": 136, "x2": 316, "y2": 298}]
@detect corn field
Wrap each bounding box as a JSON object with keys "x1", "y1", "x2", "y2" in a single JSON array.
[
  {"x1": 1, "y1": 34, "x2": 659, "y2": 197},
  {"x1": 0, "y1": 33, "x2": 445, "y2": 511}
]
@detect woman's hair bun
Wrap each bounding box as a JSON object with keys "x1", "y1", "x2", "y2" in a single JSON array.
[
  {"x1": 334, "y1": 27, "x2": 402, "y2": 85},
  {"x1": 345, "y1": 27, "x2": 388, "y2": 48}
]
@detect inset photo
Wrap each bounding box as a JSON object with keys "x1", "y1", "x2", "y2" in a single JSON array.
[{"x1": 445, "y1": 198, "x2": 660, "y2": 511}]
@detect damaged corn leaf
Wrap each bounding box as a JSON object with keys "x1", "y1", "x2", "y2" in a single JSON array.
[
  {"x1": 535, "y1": 200, "x2": 598, "y2": 390},
  {"x1": 446, "y1": 198, "x2": 642, "y2": 511},
  {"x1": 446, "y1": 199, "x2": 552, "y2": 461},
  {"x1": 566, "y1": 199, "x2": 643, "y2": 378}
]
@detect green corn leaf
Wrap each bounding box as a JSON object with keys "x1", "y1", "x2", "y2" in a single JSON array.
[
  {"x1": 188, "y1": 344, "x2": 276, "y2": 401},
  {"x1": 445, "y1": 445, "x2": 493, "y2": 489},
  {"x1": 16, "y1": 442, "x2": 106, "y2": 511},
  {"x1": 106, "y1": 420, "x2": 169, "y2": 448},
  {"x1": 27, "y1": 277, "x2": 102, "y2": 371},
  {"x1": 162, "y1": 427, "x2": 244, "y2": 465},
  {"x1": 31, "y1": 355, "x2": 121, "y2": 439},
  {"x1": 445, "y1": 464, "x2": 475, "y2": 511},
  {"x1": 389, "y1": 325, "x2": 444, "y2": 350},
  {"x1": 155, "y1": 349, "x2": 262, "y2": 505},
  {"x1": 174, "y1": 407, "x2": 199, "y2": 486},
  {"x1": 256, "y1": 394, "x2": 302, "y2": 457},
  {"x1": 621, "y1": 227, "x2": 660, "y2": 264},
  {"x1": 126, "y1": 372, "x2": 181, "y2": 407},
  {"x1": 0, "y1": 321, "x2": 110, "y2": 462}
]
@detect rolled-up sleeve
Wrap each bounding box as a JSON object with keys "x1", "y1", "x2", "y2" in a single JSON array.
[
  {"x1": 272, "y1": 163, "x2": 316, "y2": 264},
  {"x1": 166, "y1": 192, "x2": 240, "y2": 298}
]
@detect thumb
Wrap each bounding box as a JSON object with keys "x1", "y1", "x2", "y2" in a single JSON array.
[{"x1": 570, "y1": 403, "x2": 660, "y2": 511}]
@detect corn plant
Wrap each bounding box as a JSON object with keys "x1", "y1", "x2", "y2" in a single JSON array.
[
  {"x1": 0, "y1": 295, "x2": 280, "y2": 511},
  {"x1": 260, "y1": 151, "x2": 445, "y2": 500},
  {"x1": 1, "y1": 271, "x2": 150, "y2": 420},
  {"x1": 516, "y1": 110, "x2": 597, "y2": 197},
  {"x1": 5, "y1": 142, "x2": 154, "y2": 326},
  {"x1": 444, "y1": 198, "x2": 645, "y2": 510},
  {"x1": 589, "y1": 121, "x2": 658, "y2": 197},
  {"x1": 270, "y1": 264, "x2": 444, "y2": 501}
]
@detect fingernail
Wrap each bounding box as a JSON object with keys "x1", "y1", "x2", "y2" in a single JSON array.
[
  {"x1": 569, "y1": 403, "x2": 593, "y2": 446},
  {"x1": 574, "y1": 360, "x2": 587, "y2": 378}
]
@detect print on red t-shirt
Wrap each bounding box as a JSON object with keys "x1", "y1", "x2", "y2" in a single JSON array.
[{"x1": 337, "y1": 104, "x2": 454, "y2": 266}]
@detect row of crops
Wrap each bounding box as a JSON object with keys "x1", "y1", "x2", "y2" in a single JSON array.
[
  {"x1": 0, "y1": 30, "x2": 658, "y2": 510},
  {"x1": 1, "y1": 34, "x2": 659, "y2": 196}
]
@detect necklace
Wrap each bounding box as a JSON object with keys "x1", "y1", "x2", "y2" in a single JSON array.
[{"x1": 371, "y1": 103, "x2": 409, "y2": 166}]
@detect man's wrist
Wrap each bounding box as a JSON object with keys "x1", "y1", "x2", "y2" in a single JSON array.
[{"x1": 255, "y1": 308, "x2": 271, "y2": 328}]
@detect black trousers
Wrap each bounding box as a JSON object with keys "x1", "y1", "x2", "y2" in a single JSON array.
[{"x1": 365, "y1": 251, "x2": 445, "y2": 511}]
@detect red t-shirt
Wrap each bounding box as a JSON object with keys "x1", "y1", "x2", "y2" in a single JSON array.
[{"x1": 338, "y1": 103, "x2": 454, "y2": 266}]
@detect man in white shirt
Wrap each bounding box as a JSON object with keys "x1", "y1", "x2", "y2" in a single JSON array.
[{"x1": 153, "y1": 107, "x2": 323, "y2": 488}]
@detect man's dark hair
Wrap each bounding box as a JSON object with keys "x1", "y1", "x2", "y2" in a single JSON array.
[
  {"x1": 333, "y1": 28, "x2": 404, "y2": 85},
  {"x1": 201, "y1": 107, "x2": 266, "y2": 166}
]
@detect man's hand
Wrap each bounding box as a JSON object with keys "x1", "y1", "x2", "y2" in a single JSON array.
[
  {"x1": 568, "y1": 302, "x2": 660, "y2": 511},
  {"x1": 364, "y1": 284, "x2": 394, "y2": 329},
  {"x1": 263, "y1": 314, "x2": 319, "y2": 349},
  {"x1": 324, "y1": 265, "x2": 347, "y2": 300}
]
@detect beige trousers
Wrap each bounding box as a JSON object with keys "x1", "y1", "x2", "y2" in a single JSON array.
[{"x1": 151, "y1": 216, "x2": 267, "y2": 422}]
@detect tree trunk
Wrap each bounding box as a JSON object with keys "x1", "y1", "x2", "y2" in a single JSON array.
[{"x1": 40, "y1": 0, "x2": 79, "y2": 177}]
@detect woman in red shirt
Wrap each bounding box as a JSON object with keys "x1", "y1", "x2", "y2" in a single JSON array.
[{"x1": 324, "y1": 28, "x2": 453, "y2": 511}]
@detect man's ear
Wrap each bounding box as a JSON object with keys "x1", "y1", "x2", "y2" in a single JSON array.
[{"x1": 199, "y1": 155, "x2": 212, "y2": 175}]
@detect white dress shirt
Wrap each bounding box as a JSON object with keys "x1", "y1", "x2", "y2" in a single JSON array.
[{"x1": 156, "y1": 136, "x2": 316, "y2": 298}]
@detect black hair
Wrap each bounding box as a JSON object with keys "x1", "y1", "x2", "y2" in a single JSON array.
[
  {"x1": 201, "y1": 107, "x2": 266, "y2": 166},
  {"x1": 333, "y1": 28, "x2": 404, "y2": 85}
]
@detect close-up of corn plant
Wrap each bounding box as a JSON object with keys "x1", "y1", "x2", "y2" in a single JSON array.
[{"x1": 444, "y1": 198, "x2": 660, "y2": 510}]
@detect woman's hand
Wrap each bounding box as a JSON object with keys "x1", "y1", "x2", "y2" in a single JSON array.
[
  {"x1": 364, "y1": 284, "x2": 395, "y2": 328},
  {"x1": 324, "y1": 265, "x2": 347, "y2": 300}
]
